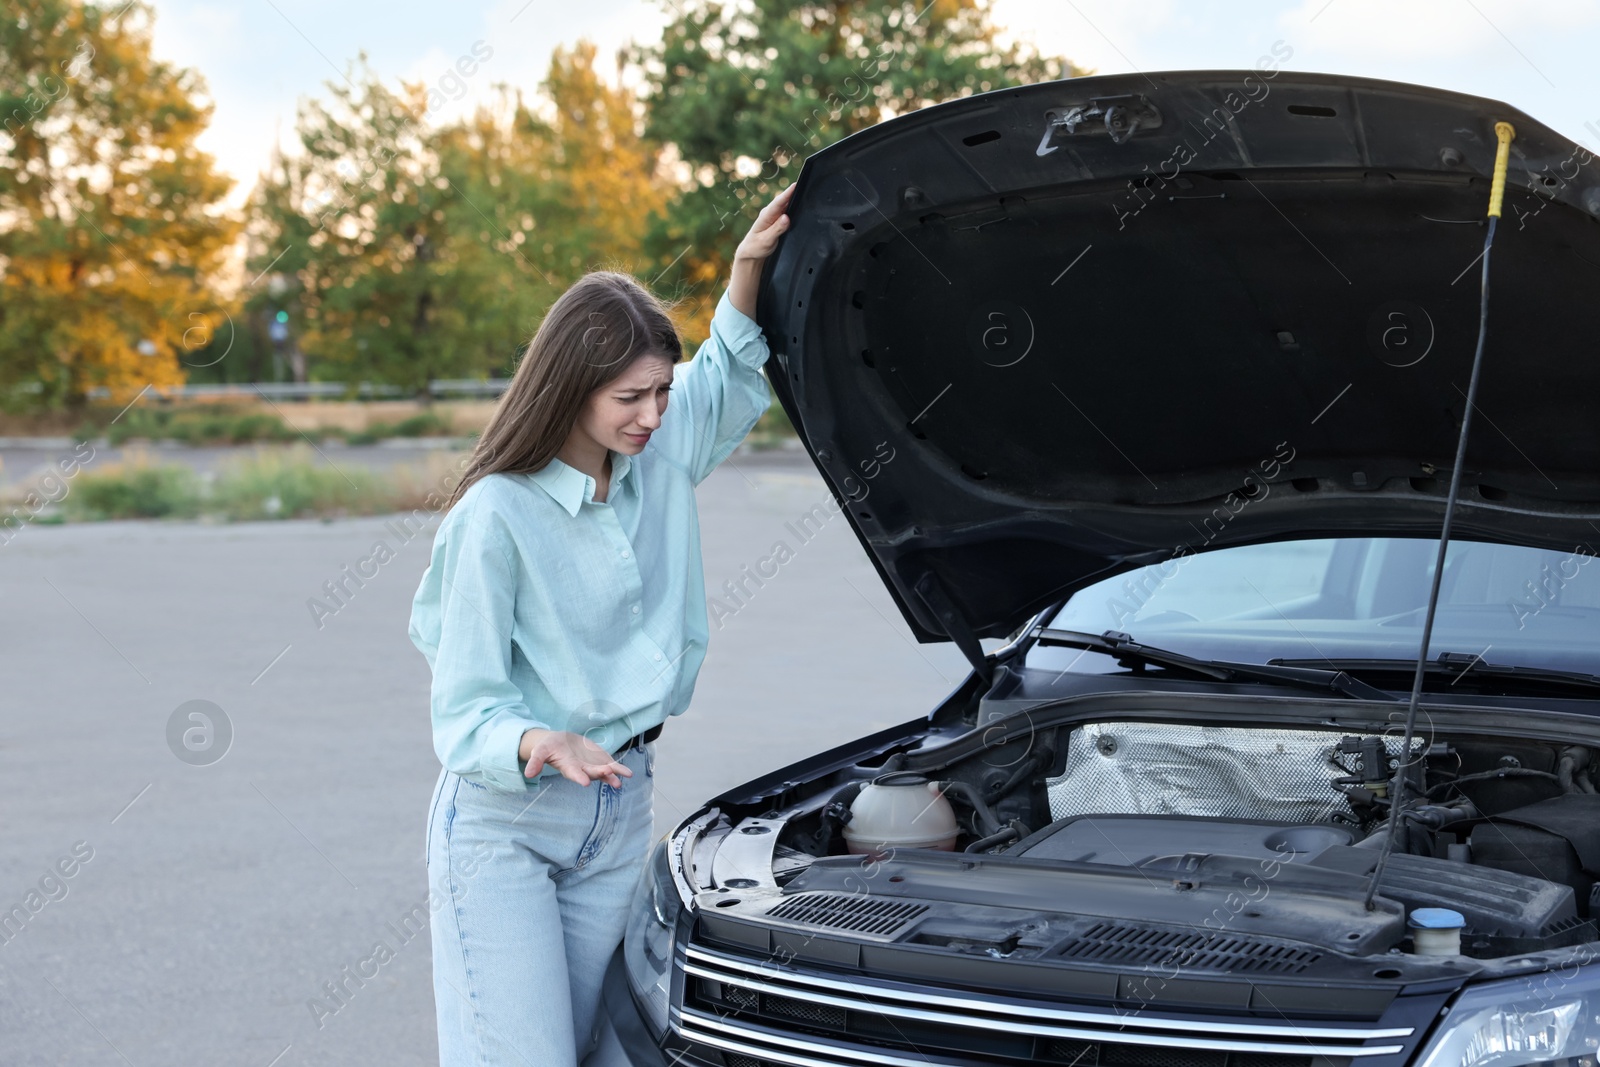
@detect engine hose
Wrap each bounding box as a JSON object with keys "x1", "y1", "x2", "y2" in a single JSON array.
[
  {"x1": 1424, "y1": 767, "x2": 1562, "y2": 798},
  {"x1": 937, "y1": 780, "x2": 1004, "y2": 838},
  {"x1": 812, "y1": 781, "x2": 863, "y2": 854},
  {"x1": 1404, "y1": 797, "x2": 1480, "y2": 831},
  {"x1": 985, "y1": 753, "x2": 1046, "y2": 804},
  {"x1": 964, "y1": 825, "x2": 1021, "y2": 853}
]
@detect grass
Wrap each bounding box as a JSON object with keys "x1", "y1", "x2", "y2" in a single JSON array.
[
  {"x1": 60, "y1": 459, "x2": 204, "y2": 521},
  {"x1": 79, "y1": 404, "x2": 301, "y2": 447},
  {"x1": 205, "y1": 447, "x2": 395, "y2": 520},
  {"x1": 18, "y1": 407, "x2": 797, "y2": 525},
  {"x1": 71, "y1": 404, "x2": 461, "y2": 447},
  {"x1": 49, "y1": 443, "x2": 424, "y2": 522},
  {"x1": 341, "y1": 410, "x2": 456, "y2": 445}
]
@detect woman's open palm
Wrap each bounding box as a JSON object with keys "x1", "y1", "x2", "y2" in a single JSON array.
[{"x1": 520, "y1": 728, "x2": 633, "y2": 788}]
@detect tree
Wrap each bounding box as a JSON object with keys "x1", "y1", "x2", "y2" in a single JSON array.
[
  {"x1": 529, "y1": 40, "x2": 674, "y2": 288},
  {"x1": 0, "y1": 0, "x2": 239, "y2": 413},
  {"x1": 626, "y1": 0, "x2": 1079, "y2": 340},
  {"x1": 246, "y1": 57, "x2": 458, "y2": 395},
  {"x1": 245, "y1": 41, "x2": 673, "y2": 392}
]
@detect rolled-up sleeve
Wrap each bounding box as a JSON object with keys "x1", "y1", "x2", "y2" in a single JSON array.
[
  {"x1": 408, "y1": 501, "x2": 550, "y2": 791},
  {"x1": 663, "y1": 287, "x2": 774, "y2": 485}
]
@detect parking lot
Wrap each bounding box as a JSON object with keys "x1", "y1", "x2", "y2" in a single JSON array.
[{"x1": 0, "y1": 445, "x2": 983, "y2": 1066}]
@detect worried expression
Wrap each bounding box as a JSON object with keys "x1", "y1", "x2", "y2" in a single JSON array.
[{"x1": 571, "y1": 353, "x2": 675, "y2": 456}]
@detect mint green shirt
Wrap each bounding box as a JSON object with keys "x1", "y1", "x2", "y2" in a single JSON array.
[{"x1": 407, "y1": 288, "x2": 773, "y2": 792}]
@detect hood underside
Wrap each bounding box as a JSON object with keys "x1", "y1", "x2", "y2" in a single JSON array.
[{"x1": 755, "y1": 70, "x2": 1600, "y2": 645}]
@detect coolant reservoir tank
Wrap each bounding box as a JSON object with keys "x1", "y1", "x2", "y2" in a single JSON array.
[{"x1": 842, "y1": 771, "x2": 959, "y2": 856}]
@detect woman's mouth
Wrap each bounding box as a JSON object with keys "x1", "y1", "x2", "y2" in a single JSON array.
[{"x1": 624, "y1": 432, "x2": 651, "y2": 444}]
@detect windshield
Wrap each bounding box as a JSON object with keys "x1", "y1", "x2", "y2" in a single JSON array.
[{"x1": 1030, "y1": 537, "x2": 1600, "y2": 676}]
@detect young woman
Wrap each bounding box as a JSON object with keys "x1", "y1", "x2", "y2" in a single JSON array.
[{"x1": 408, "y1": 184, "x2": 794, "y2": 1065}]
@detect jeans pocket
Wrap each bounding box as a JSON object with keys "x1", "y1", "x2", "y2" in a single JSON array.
[{"x1": 425, "y1": 769, "x2": 448, "y2": 863}]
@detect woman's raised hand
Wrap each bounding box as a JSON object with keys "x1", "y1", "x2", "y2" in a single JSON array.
[
  {"x1": 733, "y1": 183, "x2": 795, "y2": 265},
  {"x1": 728, "y1": 183, "x2": 795, "y2": 319},
  {"x1": 519, "y1": 728, "x2": 633, "y2": 788}
]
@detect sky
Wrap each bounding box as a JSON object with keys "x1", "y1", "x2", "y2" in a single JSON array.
[{"x1": 141, "y1": 0, "x2": 1600, "y2": 209}]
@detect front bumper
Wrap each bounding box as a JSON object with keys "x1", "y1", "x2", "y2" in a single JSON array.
[{"x1": 587, "y1": 946, "x2": 669, "y2": 1067}]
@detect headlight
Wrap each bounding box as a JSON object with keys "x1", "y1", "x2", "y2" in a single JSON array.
[
  {"x1": 1417, "y1": 969, "x2": 1600, "y2": 1067},
  {"x1": 623, "y1": 837, "x2": 682, "y2": 1036}
]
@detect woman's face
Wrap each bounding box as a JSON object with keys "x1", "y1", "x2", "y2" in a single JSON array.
[{"x1": 571, "y1": 353, "x2": 675, "y2": 457}]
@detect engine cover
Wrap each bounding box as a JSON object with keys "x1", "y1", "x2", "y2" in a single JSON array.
[{"x1": 1012, "y1": 814, "x2": 1355, "y2": 866}]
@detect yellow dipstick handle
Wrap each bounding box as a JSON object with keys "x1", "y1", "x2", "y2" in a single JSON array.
[{"x1": 1488, "y1": 121, "x2": 1516, "y2": 218}]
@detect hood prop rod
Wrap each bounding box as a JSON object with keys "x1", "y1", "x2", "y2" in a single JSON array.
[
  {"x1": 1364, "y1": 121, "x2": 1517, "y2": 911},
  {"x1": 914, "y1": 570, "x2": 994, "y2": 686}
]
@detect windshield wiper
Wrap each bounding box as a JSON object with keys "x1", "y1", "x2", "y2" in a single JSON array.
[
  {"x1": 1033, "y1": 628, "x2": 1397, "y2": 702},
  {"x1": 1273, "y1": 654, "x2": 1600, "y2": 695}
]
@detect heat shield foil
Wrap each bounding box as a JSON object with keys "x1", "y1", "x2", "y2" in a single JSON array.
[{"x1": 1047, "y1": 722, "x2": 1405, "y2": 824}]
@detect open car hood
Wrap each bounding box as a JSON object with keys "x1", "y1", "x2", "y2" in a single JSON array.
[{"x1": 754, "y1": 70, "x2": 1600, "y2": 649}]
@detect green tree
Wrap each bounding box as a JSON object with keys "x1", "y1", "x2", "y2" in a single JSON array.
[
  {"x1": 0, "y1": 0, "x2": 239, "y2": 413},
  {"x1": 627, "y1": 0, "x2": 1079, "y2": 339},
  {"x1": 246, "y1": 42, "x2": 673, "y2": 393},
  {"x1": 246, "y1": 57, "x2": 465, "y2": 395}
]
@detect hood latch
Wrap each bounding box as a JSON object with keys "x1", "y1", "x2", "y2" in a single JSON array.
[{"x1": 1037, "y1": 94, "x2": 1163, "y2": 155}]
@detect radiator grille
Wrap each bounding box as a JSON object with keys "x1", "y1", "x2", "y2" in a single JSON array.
[{"x1": 674, "y1": 941, "x2": 1412, "y2": 1067}]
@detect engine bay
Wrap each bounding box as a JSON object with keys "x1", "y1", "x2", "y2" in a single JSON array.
[{"x1": 745, "y1": 718, "x2": 1600, "y2": 964}]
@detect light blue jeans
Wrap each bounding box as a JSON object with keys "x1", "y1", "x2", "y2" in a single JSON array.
[{"x1": 425, "y1": 741, "x2": 655, "y2": 1066}]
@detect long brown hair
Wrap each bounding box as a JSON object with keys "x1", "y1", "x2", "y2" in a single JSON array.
[{"x1": 444, "y1": 270, "x2": 685, "y2": 513}]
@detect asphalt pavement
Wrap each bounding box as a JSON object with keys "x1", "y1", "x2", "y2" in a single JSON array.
[{"x1": 0, "y1": 444, "x2": 985, "y2": 1066}]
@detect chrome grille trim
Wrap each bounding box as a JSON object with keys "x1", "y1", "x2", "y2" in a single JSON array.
[
  {"x1": 685, "y1": 945, "x2": 1412, "y2": 1050},
  {"x1": 679, "y1": 1006, "x2": 1400, "y2": 1064},
  {"x1": 676, "y1": 1012, "x2": 969, "y2": 1067}
]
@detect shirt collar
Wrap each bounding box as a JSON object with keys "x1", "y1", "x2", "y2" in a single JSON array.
[{"x1": 526, "y1": 450, "x2": 633, "y2": 517}]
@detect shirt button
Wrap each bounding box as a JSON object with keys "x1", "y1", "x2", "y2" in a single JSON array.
[
  {"x1": 653, "y1": 653, "x2": 663, "y2": 662},
  {"x1": 631, "y1": 605, "x2": 640, "y2": 614},
  {"x1": 621, "y1": 550, "x2": 630, "y2": 559}
]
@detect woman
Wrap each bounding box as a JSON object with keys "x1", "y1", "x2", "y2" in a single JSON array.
[{"x1": 408, "y1": 183, "x2": 794, "y2": 1065}]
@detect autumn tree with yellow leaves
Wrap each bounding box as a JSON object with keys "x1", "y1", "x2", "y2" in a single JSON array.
[
  {"x1": 0, "y1": 0, "x2": 239, "y2": 413},
  {"x1": 3, "y1": 1, "x2": 1072, "y2": 407}
]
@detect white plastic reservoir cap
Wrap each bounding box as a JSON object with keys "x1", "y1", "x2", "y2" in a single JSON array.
[{"x1": 1409, "y1": 908, "x2": 1465, "y2": 956}]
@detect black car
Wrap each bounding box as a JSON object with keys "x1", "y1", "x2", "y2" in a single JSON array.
[{"x1": 592, "y1": 70, "x2": 1600, "y2": 1067}]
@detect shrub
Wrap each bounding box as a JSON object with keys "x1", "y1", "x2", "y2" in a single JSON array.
[
  {"x1": 107, "y1": 408, "x2": 169, "y2": 446},
  {"x1": 393, "y1": 411, "x2": 453, "y2": 437},
  {"x1": 208, "y1": 444, "x2": 395, "y2": 520},
  {"x1": 60, "y1": 459, "x2": 201, "y2": 520},
  {"x1": 227, "y1": 412, "x2": 293, "y2": 443}
]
